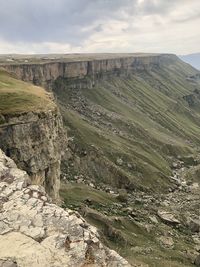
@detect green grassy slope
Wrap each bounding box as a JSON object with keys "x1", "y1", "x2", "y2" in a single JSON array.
[
  {"x1": 0, "y1": 69, "x2": 55, "y2": 117},
  {"x1": 54, "y1": 56, "x2": 200, "y2": 192}
]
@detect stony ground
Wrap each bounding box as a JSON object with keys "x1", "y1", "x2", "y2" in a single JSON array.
[
  {"x1": 0, "y1": 149, "x2": 130, "y2": 267},
  {"x1": 61, "y1": 160, "x2": 200, "y2": 267}
]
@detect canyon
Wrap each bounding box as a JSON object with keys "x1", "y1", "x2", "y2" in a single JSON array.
[{"x1": 0, "y1": 53, "x2": 200, "y2": 266}]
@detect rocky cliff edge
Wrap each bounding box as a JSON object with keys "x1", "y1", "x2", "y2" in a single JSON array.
[
  {"x1": 0, "y1": 149, "x2": 131, "y2": 267},
  {"x1": 0, "y1": 70, "x2": 64, "y2": 201},
  {"x1": 1, "y1": 54, "x2": 177, "y2": 89}
]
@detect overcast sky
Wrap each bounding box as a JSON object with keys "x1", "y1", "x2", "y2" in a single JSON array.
[{"x1": 0, "y1": 0, "x2": 199, "y2": 54}]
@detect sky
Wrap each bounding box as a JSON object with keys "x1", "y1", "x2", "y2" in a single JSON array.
[{"x1": 0, "y1": 0, "x2": 199, "y2": 55}]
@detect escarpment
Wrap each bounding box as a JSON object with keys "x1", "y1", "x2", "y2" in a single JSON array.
[
  {"x1": 1, "y1": 54, "x2": 200, "y2": 266},
  {"x1": 1, "y1": 53, "x2": 178, "y2": 89},
  {"x1": 0, "y1": 70, "x2": 64, "y2": 200},
  {"x1": 1, "y1": 53, "x2": 199, "y2": 192}
]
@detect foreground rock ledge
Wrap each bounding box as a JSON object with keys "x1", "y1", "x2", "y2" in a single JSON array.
[{"x1": 0, "y1": 149, "x2": 131, "y2": 267}]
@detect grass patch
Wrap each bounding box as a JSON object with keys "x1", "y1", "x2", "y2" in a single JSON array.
[{"x1": 0, "y1": 69, "x2": 55, "y2": 116}]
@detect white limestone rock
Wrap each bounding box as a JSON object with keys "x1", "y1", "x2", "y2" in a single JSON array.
[{"x1": 0, "y1": 149, "x2": 131, "y2": 267}]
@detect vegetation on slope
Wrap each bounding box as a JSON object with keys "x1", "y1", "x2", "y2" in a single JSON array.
[
  {"x1": 54, "y1": 57, "x2": 200, "y2": 191},
  {"x1": 58, "y1": 56, "x2": 200, "y2": 265},
  {"x1": 0, "y1": 69, "x2": 55, "y2": 116},
  {"x1": 60, "y1": 182, "x2": 196, "y2": 267}
]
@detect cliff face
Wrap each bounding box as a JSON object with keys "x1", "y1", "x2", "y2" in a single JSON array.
[
  {"x1": 1, "y1": 54, "x2": 177, "y2": 89},
  {"x1": 0, "y1": 149, "x2": 130, "y2": 267},
  {"x1": 0, "y1": 68, "x2": 65, "y2": 201},
  {"x1": 0, "y1": 109, "x2": 64, "y2": 200}
]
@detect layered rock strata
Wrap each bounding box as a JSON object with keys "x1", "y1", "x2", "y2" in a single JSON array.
[
  {"x1": 1, "y1": 54, "x2": 177, "y2": 89},
  {"x1": 0, "y1": 109, "x2": 64, "y2": 201}
]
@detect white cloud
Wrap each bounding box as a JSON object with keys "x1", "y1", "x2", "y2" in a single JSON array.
[{"x1": 0, "y1": 0, "x2": 199, "y2": 54}]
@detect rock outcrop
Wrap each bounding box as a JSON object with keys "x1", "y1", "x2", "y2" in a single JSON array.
[
  {"x1": 0, "y1": 149, "x2": 131, "y2": 267},
  {"x1": 0, "y1": 108, "x2": 64, "y2": 201},
  {"x1": 1, "y1": 54, "x2": 178, "y2": 89}
]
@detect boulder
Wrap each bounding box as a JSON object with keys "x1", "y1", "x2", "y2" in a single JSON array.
[
  {"x1": 157, "y1": 210, "x2": 180, "y2": 225},
  {"x1": 116, "y1": 158, "x2": 123, "y2": 166},
  {"x1": 158, "y1": 236, "x2": 174, "y2": 248},
  {"x1": 149, "y1": 215, "x2": 158, "y2": 224}
]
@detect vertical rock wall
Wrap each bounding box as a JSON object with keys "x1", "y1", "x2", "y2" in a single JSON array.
[
  {"x1": 1, "y1": 54, "x2": 178, "y2": 89},
  {"x1": 0, "y1": 109, "x2": 64, "y2": 201}
]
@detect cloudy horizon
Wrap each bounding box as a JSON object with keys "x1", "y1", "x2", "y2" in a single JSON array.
[{"x1": 0, "y1": 0, "x2": 199, "y2": 55}]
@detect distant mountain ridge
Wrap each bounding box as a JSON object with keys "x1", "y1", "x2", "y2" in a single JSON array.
[{"x1": 180, "y1": 53, "x2": 200, "y2": 70}]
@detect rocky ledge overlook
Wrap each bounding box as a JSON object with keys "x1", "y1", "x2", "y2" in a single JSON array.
[{"x1": 0, "y1": 149, "x2": 130, "y2": 267}]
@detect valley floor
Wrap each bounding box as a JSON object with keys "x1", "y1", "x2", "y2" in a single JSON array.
[{"x1": 61, "y1": 161, "x2": 200, "y2": 267}]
